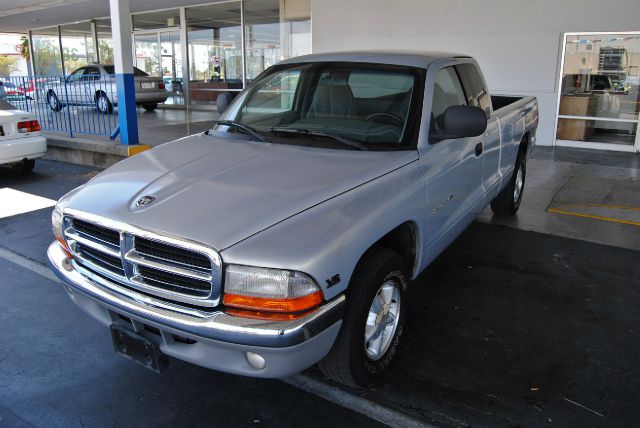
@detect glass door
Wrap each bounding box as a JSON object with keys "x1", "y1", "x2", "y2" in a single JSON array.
[
  {"x1": 160, "y1": 31, "x2": 183, "y2": 105},
  {"x1": 556, "y1": 32, "x2": 640, "y2": 153},
  {"x1": 134, "y1": 32, "x2": 160, "y2": 76}
]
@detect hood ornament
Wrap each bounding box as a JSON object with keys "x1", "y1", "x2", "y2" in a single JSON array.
[{"x1": 136, "y1": 195, "x2": 157, "y2": 207}]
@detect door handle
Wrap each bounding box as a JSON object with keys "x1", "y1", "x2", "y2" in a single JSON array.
[{"x1": 475, "y1": 143, "x2": 483, "y2": 157}]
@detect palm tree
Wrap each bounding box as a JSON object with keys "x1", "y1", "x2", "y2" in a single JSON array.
[{"x1": 19, "y1": 35, "x2": 34, "y2": 78}]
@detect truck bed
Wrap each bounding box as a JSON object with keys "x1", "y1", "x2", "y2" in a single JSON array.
[{"x1": 491, "y1": 95, "x2": 531, "y2": 112}]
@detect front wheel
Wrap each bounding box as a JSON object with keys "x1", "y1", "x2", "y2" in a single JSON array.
[
  {"x1": 319, "y1": 247, "x2": 409, "y2": 387},
  {"x1": 47, "y1": 91, "x2": 62, "y2": 111},
  {"x1": 491, "y1": 153, "x2": 526, "y2": 217},
  {"x1": 95, "y1": 92, "x2": 113, "y2": 114}
]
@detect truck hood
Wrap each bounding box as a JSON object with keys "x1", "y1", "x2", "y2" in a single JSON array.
[{"x1": 65, "y1": 133, "x2": 418, "y2": 250}]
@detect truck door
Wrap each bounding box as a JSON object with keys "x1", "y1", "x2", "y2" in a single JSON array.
[
  {"x1": 420, "y1": 66, "x2": 484, "y2": 254},
  {"x1": 456, "y1": 63, "x2": 501, "y2": 197}
]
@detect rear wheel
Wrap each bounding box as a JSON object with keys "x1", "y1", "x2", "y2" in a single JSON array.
[
  {"x1": 12, "y1": 159, "x2": 35, "y2": 174},
  {"x1": 491, "y1": 151, "x2": 526, "y2": 217},
  {"x1": 47, "y1": 91, "x2": 62, "y2": 111},
  {"x1": 95, "y1": 92, "x2": 113, "y2": 114},
  {"x1": 142, "y1": 103, "x2": 158, "y2": 112},
  {"x1": 319, "y1": 247, "x2": 409, "y2": 387}
]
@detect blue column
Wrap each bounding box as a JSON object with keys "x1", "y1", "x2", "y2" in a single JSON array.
[
  {"x1": 115, "y1": 73, "x2": 139, "y2": 145},
  {"x1": 109, "y1": 0, "x2": 139, "y2": 145}
]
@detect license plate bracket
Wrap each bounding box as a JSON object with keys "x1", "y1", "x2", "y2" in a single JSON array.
[
  {"x1": 110, "y1": 324, "x2": 168, "y2": 373},
  {"x1": 141, "y1": 82, "x2": 154, "y2": 89}
]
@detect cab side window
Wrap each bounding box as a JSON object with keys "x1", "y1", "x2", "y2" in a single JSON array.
[
  {"x1": 431, "y1": 67, "x2": 467, "y2": 131},
  {"x1": 83, "y1": 66, "x2": 101, "y2": 80},
  {"x1": 456, "y1": 63, "x2": 492, "y2": 118},
  {"x1": 68, "y1": 67, "x2": 85, "y2": 81}
]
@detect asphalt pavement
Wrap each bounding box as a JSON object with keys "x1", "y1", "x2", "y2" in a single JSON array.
[
  {"x1": 1, "y1": 159, "x2": 639, "y2": 427},
  {"x1": 0, "y1": 160, "x2": 382, "y2": 427}
]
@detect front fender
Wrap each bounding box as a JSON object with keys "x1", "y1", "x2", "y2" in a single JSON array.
[{"x1": 220, "y1": 160, "x2": 426, "y2": 300}]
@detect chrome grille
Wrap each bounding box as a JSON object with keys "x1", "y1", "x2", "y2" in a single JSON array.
[
  {"x1": 63, "y1": 213, "x2": 222, "y2": 308},
  {"x1": 76, "y1": 244, "x2": 125, "y2": 276},
  {"x1": 136, "y1": 266, "x2": 211, "y2": 297},
  {"x1": 72, "y1": 218, "x2": 120, "y2": 246},
  {"x1": 135, "y1": 237, "x2": 211, "y2": 270}
]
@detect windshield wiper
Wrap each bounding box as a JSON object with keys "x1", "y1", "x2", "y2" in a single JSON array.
[
  {"x1": 210, "y1": 120, "x2": 268, "y2": 143},
  {"x1": 269, "y1": 127, "x2": 368, "y2": 151}
]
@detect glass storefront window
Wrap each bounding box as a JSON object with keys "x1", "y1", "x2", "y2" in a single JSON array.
[
  {"x1": 32, "y1": 27, "x2": 62, "y2": 76},
  {"x1": 186, "y1": 2, "x2": 244, "y2": 107},
  {"x1": 60, "y1": 21, "x2": 96, "y2": 74},
  {"x1": 28, "y1": 0, "x2": 312, "y2": 109},
  {"x1": 244, "y1": 0, "x2": 281, "y2": 82},
  {"x1": 283, "y1": 19, "x2": 311, "y2": 59},
  {"x1": 95, "y1": 18, "x2": 113, "y2": 64},
  {"x1": 244, "y1": 0, "x2": 311, "y2": 83},
  {"x1": 280, "y1": 0, "x2": 311, "y2": 61},
  {"x1": 133, "y1": 9, "x2": 180, "y2": 31},
  {"x1": 557, "y1": 33, "x2": 640, "y2": 150},
  {"x1": 135, "y1": 33, "x2": 161, "y2": 76}
]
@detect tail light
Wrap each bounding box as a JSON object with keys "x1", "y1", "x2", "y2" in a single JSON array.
[
  {"x1": 17, "y1": 120, "x2": 41, "y2": 133},
  {"x1": 158, "y1": 82, "x2": 166, "y2": 89}
]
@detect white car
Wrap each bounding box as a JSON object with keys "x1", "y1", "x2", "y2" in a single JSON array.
[
  {"x1": 45, "y1": 65, "x2": 169, "y2": 114},
  {"x1": 0, "y1": 100, "x2": 46, "y2": 173}
]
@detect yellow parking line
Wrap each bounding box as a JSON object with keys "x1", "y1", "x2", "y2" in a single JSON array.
[
  {"x1": 547, "y1": 207, "x2": 640, "y2": 227},
  {"x1": 557, "y1": 203, "x2": 640, "y2": 212}
]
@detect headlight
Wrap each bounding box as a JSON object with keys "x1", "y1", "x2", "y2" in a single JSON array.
[
  {"x1": 51, "y1": 204, "x2": 64, "y2": 240},
  {"x1": 51, "y1": 185, "x2": 82, "y2": 255},
  {"x1": 223, "y1": 264, "x2": 323, "y2": 314},
  {"x1": 51, "y1": 203, "x2": 71, "y2": 255}
]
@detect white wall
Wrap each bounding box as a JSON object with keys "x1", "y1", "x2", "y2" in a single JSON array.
[{"x1": 310, "y1": 0, "x2": 640, "y2": 146}]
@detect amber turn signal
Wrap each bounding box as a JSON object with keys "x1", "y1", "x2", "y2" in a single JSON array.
[
  {"x1": 56, "y1": 236, "x2": 72, "y2": 258},
  {"x1": 223, "y1": 290, "x2": 323, "y2": 313}
]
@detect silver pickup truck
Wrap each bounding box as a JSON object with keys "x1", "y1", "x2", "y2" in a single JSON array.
[{"x1": 48, "y1": 51, "x2": 538, "y2": 387}]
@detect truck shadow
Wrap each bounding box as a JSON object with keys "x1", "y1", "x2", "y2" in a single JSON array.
[{"x1": 348, "y1": 222, "x2": 640, "y2": 426}]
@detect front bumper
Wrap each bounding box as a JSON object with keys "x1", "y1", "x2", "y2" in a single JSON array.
[{"x1": 48, "y1": 242, "x2": 344, "y2": 377}]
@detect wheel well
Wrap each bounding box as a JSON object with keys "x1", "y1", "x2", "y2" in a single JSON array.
[
  {"x1": 371, "y1": 222, "x2": 418, "y2": 275},
  {"x1": 95, "y1": 90, "x2": 106, "y2": 100},
  {"x1": 519, "y1": 133, "x2": 530, "y2": 157}
]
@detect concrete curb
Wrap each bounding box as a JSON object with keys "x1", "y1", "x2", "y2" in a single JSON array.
[{"x1": 43, "y1": 134, "x2": 149, "y2": 168}]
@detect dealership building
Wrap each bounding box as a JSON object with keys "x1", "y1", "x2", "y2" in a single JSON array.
[{"x1": 0, "y1": 0, "x2": 639, "y2": 152}]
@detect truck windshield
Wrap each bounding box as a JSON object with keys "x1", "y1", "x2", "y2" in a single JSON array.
[{"x1": 218, "y1": 62, "x2": 424, "y2": 150}]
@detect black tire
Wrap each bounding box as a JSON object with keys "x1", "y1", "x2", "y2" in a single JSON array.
[
  {"x1": 47, "y1": 91, "x2": 62, "y2": 111},
  {"x1": 95, "y1": 92, "x2": 113, "y2": 114},
  {"x1": 142, "y1": 103, "x2": 158, "y2": 112},
  {"x1": 319, "y1": 247, "x2": 409, "y2": 387},
  {"x1": 491, "y1": 151, "x2": 526, "y2": 217},
  {"x1": 12, "y1": 159, "x2": 35, "y2": 174}
]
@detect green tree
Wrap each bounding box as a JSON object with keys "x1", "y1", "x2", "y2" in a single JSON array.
[
  {"x1": 0, "y1": 56, "x2": 20, "y2": 76},
  {"x1": 19, "y1": 36, "x2": 34, "y2": 78},
  {"x1": 98, "y1": 40, "x2": 114, "y2": 64},
  {"x1": 19, "y1": 36, "x2": 29, "y2": 61},
  {"x1": 33, "y1": 38, "x2": 62, "y2": 76}
]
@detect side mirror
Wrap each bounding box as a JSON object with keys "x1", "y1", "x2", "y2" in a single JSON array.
[
  {"x1": 216, "y1": 92, "x2": 232, "y2": 114},
  {"x1": 431, "y1": 105, "x2": 487, "y2": 142}
]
